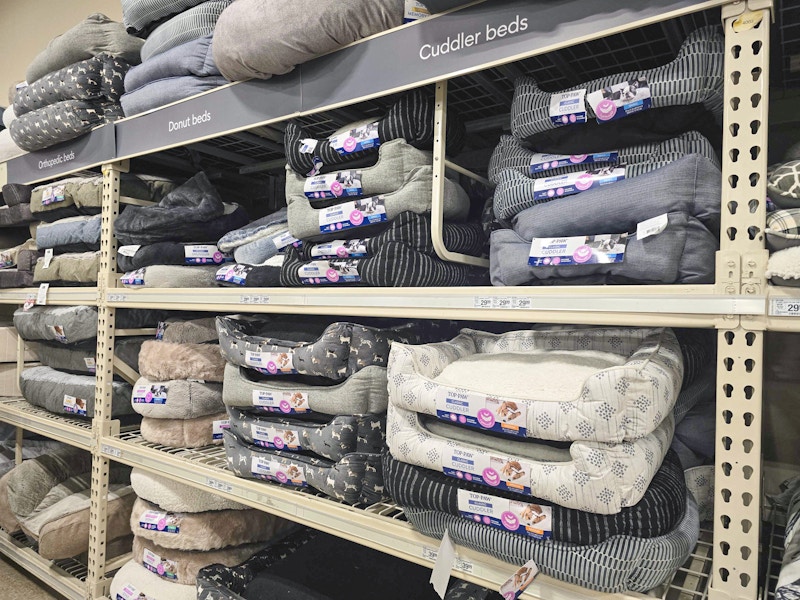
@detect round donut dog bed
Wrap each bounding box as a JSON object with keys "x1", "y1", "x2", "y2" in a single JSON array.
[
  {"x1": 140, "y1": 412, "x2": 228, "y2": 448},
  {"x1": 131, "y1": 467, "x2": 247, "y2": 512},
  {"x1": 138, "y1": 339, "x2": 225, "y2": 382},
  {"x1": 111, "y1": 560, "x2": 197, "y2": 600}
]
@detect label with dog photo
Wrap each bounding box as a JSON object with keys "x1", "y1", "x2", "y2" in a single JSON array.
[
  {"x1": 84, "y1": 357, "x2": 96, "y2": 372},
  {"x1": 132, "y1": 383, "x2": 168, "y2": 404},
  {"x1": 184, "y1": 244, "x2": 231, "y2": 265},
  {"x1": 319, "y1": 196, "x2": 387, "y2": 233},
  {"x1": 41, "y1": 185, "x2": 65, "y2": 206},
  {"x1": 442, "y1": 449, "x2": 533, "y2": 495},
  {"x1": 212, "y1": 419, "x2": 230, "y2": 440},
  {"x1": 252, "y1": 390, "x2": 310, "y2": 413},
  {"x1": 529, "y1": 151, "x2": 618, "y2": 174},
  {"x1": 215, "y1": 264, "x2": 252, "y2": 285},
  {"x1": 549, "y1": 89, "x2": 587, "y2": 126},
  {"x1": 304, "y1": 171, "x2": 363, "y2": 199},
  {"x1": 142, "y1": 548, "x2": 178, "y2": 580},
  {"x1": 0, "y1": 249, "x2": 14, "y2": 268},
  {"x1": 298, "y1": 259, "x2": 361, "y2": 284},
  {"x1": 329, "y1": 121, "x2": 380, "y2": 155},
  {"x1": 309, "y1": 239, "x2": 369, "y2": 259},
  {"x1": 587, "y1": 77, "x2": 651, "y2": 122},
  {"x1": 435, "y1": 389, "x2": 528, "y2": 437},
  {"x1": 532, "y1": 166, "x2": 626, "y2": 200},
  {"x1": 121, "y1": 268, "x2": 146, "y2": 286},
  {"x1": 139, "y1": 509, "x2": 181, "y2": 534},
  {"x1": 457, "y1": 490, "x2": 552, "y2": 540},
  {"x1": 251, "y1": 456, "x2": 307, "y2": 486},
  {"x1": 50, "y1": 324, "x2": 68, "y2": 343},
  {"x1": 251, "y1": 423, "x2": 303, "y2": 451},
  {"x1": 528, "y1": 234, "x2": 627, "y2": 267},
  {"x1": 116, "y1": 583, "x2": 152, "y2": 600},
  {"x1": 63, "y1": 394, "x2": 87, "y2": 416},
  {"x1": 245, "y1": 350, "x2": 296, "y2": 375}
]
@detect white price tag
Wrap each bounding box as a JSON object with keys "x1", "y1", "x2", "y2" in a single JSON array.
[
  {"x1": 493, "y1": 296, "x2": 512, "y2": 309},
  {"x1": 101, "y1": 444, "x2": 122, "y2": 458},
  {"x1": 107, "y1": 293, "x2": 127, "y2": 302},
  {"x1": 474, "y1": 296, "x2": 492, "y2": 309},
  {"x1": 43, "y1": 248, "x2": 53, "y2": 269},
  {"x1": 206, "y1": 477, "x2": 233, "y2": 493},
  {"x1": 770, "y1": 298, "x2": 800, "y2": 317},
  {"x1": 513, "y1": 297, "x2": 532, "y2": 309},
  {"x1": 636, "y1": 213, "x2": 669, "y2": 241},
  {"x1": 240, "y1": 295, "x2": 270, "y2": 305},
  {"x1": 429, "y1": 530, "x2": 456, "y2": 599},
  {"x1": 36, "y1": 283, "x2": 49, "y2": 305}
]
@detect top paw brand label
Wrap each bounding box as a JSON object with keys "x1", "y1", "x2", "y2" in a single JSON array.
[
  {"x1": 252, "y1": 390, "x2": 310, "y2": 413},
  {"x1": 329, "y1": 121, "x2": 380, "y2": 155},
  {"x1": 184, "y1": 244, "x2": 231, "y2": 265},
  {"x1": 251, "y1": 456, "x2": 307, "y2": 486},
  {"x1": 528, "y1": 234, "x2": 627, "y2": 267},
  {"x1": 319, "y1": 196, "x2": 387, "y2": 233},
  {"x1": 435, "y1": 389, "x2": 528, "y2": 437},
  {"x1": 549, "y1": 89, "x2": 587, "y2": 126},
  {"x1": 457, "y1": 489, "x2": 552, "y2": 540},
  {"x1": 132, "y1": 383, "x2": 168, "y2": 404},
  {"x1": 442, "y1": 448, "x2": 533, "y2": 495},
  {"x1": 587, "y1": 78, "x2": 651, "y2": 122},
  {"x1": 304, "y1": 171, "x2": 363, "y2": 199},
  {"x1": 41, "y1": 185, "x2": 66, "y2": 205},
  {"x1": 139, "y1": 509, "x2": 182, "y2": 534},
  {"x1": 532, "y1": 165, "x2": 626, "y2": 200},
  {"x1": 529, "y1": 151, "x2": 618, "y2": 174},
  {"x1": 245, "y1": 350, "x2": 296, "y2": 375}
]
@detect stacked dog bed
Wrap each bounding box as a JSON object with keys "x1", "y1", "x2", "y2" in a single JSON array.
[
  {"x1": 766, "y1": 474, "x2": 800, "y2": 599},
  {"x1": 0, "y1": 185, "x2": 40, "y2": 287},
  {"x1": 764, "y1": 143, "x2": 800, "y2": 286},
  {"x1": 383, "y1": 326, "x2": 700, "y2": 593},
  {"x1": 0, "y1": 184, "x2": 37, "y2": 228},
  {"x1": 109, "y1": 467, "x2": 294, "y2": 597}
]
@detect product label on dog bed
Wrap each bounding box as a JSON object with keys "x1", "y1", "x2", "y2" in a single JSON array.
[
  {"x1": 121, "y1": 268, "x2": 146, "y2": 286},
  {"x1": 251, "y1": 456, "x2": 307, "y2": 486},
  {"x1": 245, "y1": 350, "x2": 296, "y2": 375},
  {"x1": 84, "y1": 357, "x2": 96, "y2": 372},
  {"x1": 532, "y1": 165, "x2": 626, "y2": 201},
  {"x1": 587, "y1": 77, "x2": 651, "y2": 122},
  {"x1": 435, "y1": 389, "x2": 528, "y2": 437},
  {"x1": 549, "y1": 89, "x2": 587, "y2": 126},
  {"x1": 50, "y1": 324, "x2": 68, "y2": 343},
  {"x1": 442, "y1": 449, "x2": 533, "y2": 495},
  {"x1": 252, "y1": 390, "x2": 310, "y2": 413},
  {"x1": 528, "y1": 234, "x2": 627, "y2": 267},
  {"x1": 457, "y1": 490, "x2": 552, "y2": 540},
  {"x1": 529, "y1": 151, "x2": 618, "y2": 174},
  {"x1": 309, "y1": 239, "x2": 369, "y2": 259},
  {"x1": 132, "y1": 383, "x2": 168, "y2": 404},
  {"x1": 251, "y1": 423, "x2": 303, "y2": 451},
  {"x1": 213, "y1": 419, "x2": 230, "y2": 440},
  {"x1": 139, "y1": 509, "x2": 182, "y2": 534},
  {"x1": 184, "y1": 244, "x2": 231, "y2": 265},
  {"x1": 298, "y1": 259, "x2": 361, "y2": 284},
  {"x1": 272, "y1": 231, "x2": 302, "y2": 251},
  {"x1": 329, "y1": 121, "x2": 380, "y2": 155},
  {"x1": 41, "y1": 185, "x2": 65, "y2": 206},
  {"x1": 142, "y1": 548, "x2": 178, "y2": 580},
  {"x1": 63, "y1": 394, "x2": 87, "y2": 416},
  {"x1": 215, "y1": 264, "x2": 253, "y2": 285},
  {"x1": 117, "y1": 245, "x2": 141, "y2": 257},
  {"x1": 0, "y1": 249, "x2": 14, "y2": 269},
  {"x1": 319, "y1": 196, "x2": 387, "y2": 233},
  {"x1": 116, "y1": 583, "x2": 152, "y2": 600},
  {"x1": 404, "y1": 0, "x2": 431, "y2": 22},
  {"x1": 305, "y1": 171, "x2": 363, "y2": 199}
]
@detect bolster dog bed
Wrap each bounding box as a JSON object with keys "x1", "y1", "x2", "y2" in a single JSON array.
[
  {"x1": 0, "y1": 241, "x2": 39, "y2": 289},
  {"x1": 223, "y1": 430, "x2": 385, "y2": 505},
  {"x1": 768, "y1": 160, "x2": 800, "y2": 209},
  {"x1": 404, "y1": 490, "x2": 698, "y2": 594},
  {"x1": 131, "y1": 467, "x2": 247, "y2": 512},
  {"x1": 114, "y1": 173, "x2": 249, "y2": 245},
  {"x1": 141, "y1": 0, "x2": 235, "y2": 62},
  {"x1": 140, "y1": 412, "x2": 228, "y2": 448},
  {"x1": 13, "y1": 305, "x2": 164, "y2": 344},
  {"x1": 222, "y1": 363, "x2": 390, "y2": 415},
  {"x1": 131, "y1": 377, "x2": 224, "y2": 419},
  {"x1": 34, "y1": 251, "x2": 100, "y2": 284},
  {"x1": 111, "y1": 560, "x2": 196, "y2": 600},
  {"x1": 35, "y1": 216, "x2": 101, "y2": 253},
  {"x1": 214, "y1": 257, "x2": 283, "y2": 288},
  {"x1": 766, "y1": 209, "x2": 800, "y2": 251},
  {"x1": 226, "y1": 409, "x2": 385, "y2": 461},
  {"x1": 132, "y1": 496, "x2": 293, "y2": 551},
  {"x1": 510, "y1": 26, "x2": 724, "y2": 139},
  {"x1": 121, "y1": 264, "x2": 222, "y2": 288},
  {"x1": 387, "y1": 401, "x2": 675, "y2": 514},
  {"x1": 138, "y1": 339, "x2": 225, "y2": 382},
  {"x1": 766, "y1": 246, "x2": 800, "y2": 286},
  {"x1": 217, "y1": 208, "x2": 291, "y2": 266},
  {"x1": 388, "y1": 327, "x2": 682, "y2": 443},
  {"x1": 0, "y1": 204, "x2": 35, "y2": 227},
  {"x1": 118, "y1": 241, "x2": 232, "y2": 272},
  {"x1": 121, "y1": 73, "x2": 229, "y2": 116},
  {"x1": 0, "y1": 183, "x2": 31, "y2": 207}
]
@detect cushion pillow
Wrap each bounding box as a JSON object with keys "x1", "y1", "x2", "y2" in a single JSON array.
[
  {"x1": 766, "y1": 209, "x2": 800, "y2": 251},
  {"x1": 138, "y1": 340, "x2": 225, "y2": 382},
  {"x1": 131, "y1": 377, "x2": 224, "y2": 419},
  {"x1": 125, "y1": 34, "x2": 220, "y2": 92},
  {"x1": 111, "y1": 560, "x2": 196, "y2": 600},
  {"x1": 140, "y1": 412, "x2": 227, "y2": 448},
  {"x1": 141, "y1": 0, "x2": 235, "y2": 62},
  {"x1": 131, "y1": 467, "x2": 247, "y2": 512},
  {"x1": 768, "y1": 160, "x2": 800, "y2": 209}
]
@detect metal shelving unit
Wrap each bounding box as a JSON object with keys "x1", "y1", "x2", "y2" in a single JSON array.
[{"x1": 0, "y1": 288, "x2": 98, "y2": 306}]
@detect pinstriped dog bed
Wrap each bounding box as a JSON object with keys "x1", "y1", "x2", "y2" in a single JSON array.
[
  {"x1": 222, "y1": 363, "x2": 390, "y2": 415},
  {"x1": 383, "y1": 448, "x2": 686, "y2": 544},
  {"x1": 226, "y1": 409, "x2": 385, "y2": 462},
  {"x1": 122, "y1": 0, "x2": 207, "y2": 35},
  {"x1": 223, "y1": 430, "x2": 385, "y2": 505},
  {"x1": 130, "y1": 377, "x2": 224, "y2": 419},
  {"x1": 404, "y1": 490, "x2": 698, "y2": 594},
  {"x1": 388, "y1": 328, "x2": 682, "y2": 443},
  {"x1": 387, "y1": 401, "x2": 674, "y2": 514},
  {"x1": 140, "y1": 0, "x2": 234, "y2": 62},
  {"x1": 140, "y1": 412, "x2": 227, "y2": 448},
  {"x1": 510, "y1": 26, "x2": 724, "y2": 139}
]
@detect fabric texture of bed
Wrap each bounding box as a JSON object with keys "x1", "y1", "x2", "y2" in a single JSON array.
[
  {"x1": 138, "y1": 339, "x2": 225, "y2": 382},
  {"x1": 121, "y1": 74, "x2": 228, "y2": 116},
  {"x1": 122, "y1": 0, "x2": 207, "y2": 35},
  {"x1": 766, "y1": 209, "x2": 800, "y2": 251},
  {"x1": 140, "y1": 412, "x2": 227, "y2": 448},
  {"x1": 766, "y1": 247, "x2": 800, "y2": 286},
  {"x1": 217, "y1": 208, "x2": 288, "y2": 254},
  {"x1": 121, "y1": 264, "x2": 221, "y2": 288},
  {"x1": 34, "y1": 250, "x2": 100, "y2": 284},
  {"x1": 0, "y1": 204, "x2": 35, "y2": 227},
  {"x1": 141, "y1": 0, "x2": 235, "y2": 62},
  {"x1": 111, "y1": 560, "x2": 197, "y2": 600},
  {"x1": 20, "y1": 366, "x2": 134, "y2": 418},
  {"x1": 117, "y1": 241, "x2": 232, "y2": 272},
  {"x1": 35, "y1": 216, "x2": 101, "y2": 253},
  {"x1": 131, "y1": 376, "x2": 224, "y2": 419},
  {"x1": 28, "y1": 337, "x2": 145, "y2": 375},
  {"x1": 163, "y1": 317, "x2": 220, "y2": 344},
  {"x1": 767, "y1": 475, "x2": 800, "y2": 599},
  {"x1": 131, "y1": 467, "x2": 247, "y2": 512},
  {"x1": 125, "y1": 34, "x2": 220, "y2": 91},
  {"x1": 13, "y1": 305, "x2": 163, "y2": 344},
  {"x1": 510, "y1": 26, "x2": 724, "y2": 139},
  {"x1": 768, "y1": 160, "x2": 800, "y2": 210}
]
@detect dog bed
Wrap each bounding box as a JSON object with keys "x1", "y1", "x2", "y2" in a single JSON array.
[
  {"x1": 131, "y1": 377, "x2": 224, "y2": 419},
  {"x1": 387, "y1": 400, "x2": 674, "y2": 514},
  {"x1": 2, "y1": 184, "x2": 31, "y2": 207},
  {"x1": 214, "y1": 257, "x2": 286, "y2": 287},
  {"x1": 287, "y1": 166, "x2": 470, "y2": 243},
  {"x1": 34, "y1": 251, "x2": 100, "y2": 284},
  {"x1": 20, "y1": 366, "x2": 134, "y2": 418},
  {"x1": 217, "y1": 208, "x2": 294, "y2": 266},
  {"x1": 131, "y1": 467, "x2": 247, "y2": 512},
  {"x1": 216, "y1": 316, "x2": 420, "y2": 379},
  {"x1": 122, "y1": 74, "x2": 228, "y2": 116},
  {"x1": 111, "y1": 560, "x2": 197, "y2": 600},
  {"x1": 121, "y1": 264, "x2": 222, "y2": 288},
  {"x1": 118, "y1": 241, "x2": 232, "y2": 272},
  {"x1": 223, "y1": 430, "x2": 384, "y2": 505},
  {"x1": 0, "y1": 131, "x2": 22, "y2": 163},
  {"x1": 766, "y1": 475, "x2": 800, "y2": 599},
  {"x1": 140, "y1": 412, "x2": 228, "y2": 448},
  {"x1": 766, "y1": 209, "x2": 800, "y2": 252},
  {"x1": 25, "y1": 13, "x2": 143, "y2": 85},
  {"x1": 405, "y1": 490, "x2": 698, "y2": 594},
  {"x1": 122, "y1": 0, "x2": 207, "y2": 35},
  {"x1": 0, "y1": 239, "x2": 37, "y2": 269},
  {"x1": 768, "y1": 160, "x2": 800, "y2": 210},
  {"x1": 0, "y1": 204, "x2": 35, "y2": 227},
  {"x1": 141, "y1": 0, "x2": 235, "y2": 62},
  {"x1": 673, "y1": 362, "x2": 715, "y2": 425},
  {"x1": 213, "y1": 0, "x2": 403, "y2": 81},
  {"x1": 13, "y1": 305, "x2": 163, "y2": 344},
  {"x1": 132, "y1": 496, "x2": 292, "y2": 552},
  {"x1": 388, "y1": 327, "x2": 682, "y2": 442},
  {"x1": 510, "y1": 26, "x2": 724, "y2": 139},
  {"x1": 766, "y1": 247, "x2": 800, "y2": 287},
  {"x1": 35, "y1": 216, "x2": 101, "y2": 253},
  {"x1": 28, "y1": 336, "x2": 145, "y2": 375},
  {"x1": 284, "y1": 89, "x2": 465, "y2": 176},
  {"x1": 226, "y1": 409, "x2": 385, "y2": 461},
  {"x1": 138, "y1": 339, "x2": 225, "y2": 382},
  {"x1": 671, "y1": 393, "x2": 715, "y2": 469},
  {"x1": 162, "y1": 317, "x2": 219, "y2": 344},
  {"x1": 222, "y1": 363, "x2": 390, "y2": 415},
  {"x1": 114, "y1": 173, "x2": 249, "y2": 245},
  {"x1": 125, "y1": 34, "x2": 220, "y2": 92}
]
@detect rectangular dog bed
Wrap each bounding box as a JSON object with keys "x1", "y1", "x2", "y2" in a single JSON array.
[
  {"x1": 34, "y1": 251, "x2": 100, "y2": 284},
  {"x1": 131, "y1": 377, "x2": 224, "y2": 419}
]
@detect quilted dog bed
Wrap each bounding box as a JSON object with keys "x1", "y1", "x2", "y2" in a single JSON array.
[
  {"x1": 20, "y1": 366, "x2": 134, "y2": 418},
  {"x1": 34, "y1": 251, "x2": 100, "y2": 284},
  {"x1": 284, "y1": 89, "x2": 465, "y2": 176},
  {"x1": 138, "y1": 339, "x2": 224, "y2": 382},
  {"x1": 383, "y1": 448, "x2": 685, "y2": 545},
  {"x1": 388, "y1": 327, "x2": 682, "y2": 443},
  {"x1": 766, "y1": 209, "x2": 800, "y2": 251},
  {"x1": 768, "y1": 160, "x2": 800, "y2": 209},
  {"x1": 226, "y1": 409, "x2": 385, "y2": 461},
  {"x1": 122, "y1": 74, "x2": 229, "y2": 116},
  {"x1": 223, "y1": 430, "x2": 384, "y2": 505},
  {"x1": 35, "y1": 216, "x2": 101, "y2": 253},
  {"x1": 140, "y1": 412, "x2": 228, "y2": 448},
  {"x1": 222, "y1": 363, "x2": 390, "y2": 415},
  {"x1": 387, "y1": 400, "x2": 675, "y2": 514},
  {"x1": 131, "y1": 496, "x2": 292, "y2": 552},
  {"x1": 0, "y1": 204, "x2": 35, "y2": 227},
  {"x1": 131, "y1": 467, "x2": 247, "y2": 512},
  {"x1": 131, "y1": 377, "x2": 224, "y2": 419},
  {"x1": 13, "y1": 305, "x2": 163, "y2": 344},
  {"x1": 114, "y1": 173, "x2": 249, "y2": 245},
  {"x1": 511, "y1": 26, "x2": 724, "y2": 139},
  {"x1": 125, "y1": 34, "x2": 220, "y2": 92},
  {"x1": 111, "y1": 560, "x2": 197, "y2": 600},
  {"x1": 118, "y1": 241, "x2": 232, "y2": 272},
  {"x1": 767, "y1": 247, "x2": 800, "y2": 286},
  {"x1": 405, "y1": 490, "x2": 698, "y2": 594},
  {"x1": 216, "y1": 316, "x2": 419, "y2": 379},
  {"x1": 141, "y1": 0, "x2": 235, "y2": 62}
]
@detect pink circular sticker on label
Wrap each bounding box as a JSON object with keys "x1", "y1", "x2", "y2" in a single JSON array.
[
  {"x1": 464, "y1": 473, "x2": 473, "y2": 481},
  {"x1": 596, "y1": 98, "x2": 617, "y2": 121},
  {"x1": 450, "y1": 413, "x2": 457, "y2": 422},
  {"x1": 477, "y1": 408, "x2": 495, "y2": 429},
  {"x1": 561, "y1": 115, "x2": 569, "y2": 124},
  {"x1": 556, "y1": 187, "x2": 565, "y2": 196},
  {"x1": 156, "y1": 564, "x2": 165, "y2": 576},
  {"x1": 570, "y1": 154, "x2": 588, "y2": 163},
  {"x1": 331, "y1": 181, "x2": 343, "y2": 197},
  {"x1": 482, "y1": 516, "x2": 491, "y2": 525},
  {"x1": 266, "y1": 361, "x2": 278, "y2": 374},
  {"x1": 275, "y1": 472, "x2": 288, "y2": 484},
  {"x1": 501, "y1": 511, "x2": 520, "y2": 531},
  {"x1": 279, "y1": 400, "x2": 292, "y2": 413},
  {"x1": 504, "y1": 592, "x2": 516, "y2": 600},
  {"x1": 213, "y1": 252, "x2": 224, "y2": 263},
  {"x1": 473, "y1": 514, "x2": 481, "y2": 522},
  {"x1": 273, "y1": 436, "x2": 285, "y2": 450},
  {"x1": 551, "y1": 257, "x2": 561, "y2": 265},
  {"x1": 349, "y1": 210, "x2": 364, "y2": 226},
  {"x1": 342, "y1": 137, "x2": 357, "y2": 152},
  {"x1": 336, "y1": 246, "x2": 348, "y2": 258},
  {"x1": 573, "y1": 244, "x2": 593, "y2": 264},
  {"x1": 157, "y1": 518, "x2": 167, "y2": 531},
  {"x1": 145, "y1": 392, "x2": 153, "y2": 403},
  {"x1": 456, "y1": 471, "x2": 464, "y2": 479},
  {"x1": 326, "y1": 269, "x2": 340, "y2": 283},
  {"x1": 458, "y1": 415, "x2": 467, "y2": 424},
  {"x1": 574, "y1": 173, "x2": 594, "y2": 191},
  {"x1": 569, "y1": 114, "x2": 577, "y2": 123},
  {"x1": 482, "y1": 468, "x2": 501, "y2": 487}
]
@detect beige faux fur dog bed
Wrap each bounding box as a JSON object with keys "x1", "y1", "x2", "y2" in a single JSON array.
[
  {"x1": 162, "y1": 317, "x2": 219, "y2": 344},
  {"x1": 138, "y1": 340, "x2": 225, "y2": 382},
  {"x1": 140, "y1": 412, "x2": 227, "y2": 448},
  {"x1": 131, "y1": 468, "x2": 247, "y2": 512}
]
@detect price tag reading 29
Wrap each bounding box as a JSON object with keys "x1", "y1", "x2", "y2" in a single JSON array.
[{"x1": 771, "y1": 299, "x2": 800, "y2": 317}]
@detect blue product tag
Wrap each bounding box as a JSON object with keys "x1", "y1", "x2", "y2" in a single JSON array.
[
  {"x1": 457, "y1": 489, "x2": 553, "y2": 540},
  {"x1": 548, "y1": 89, "x2": 587, "y2": 126},
  {"x1": 435, "y1": 389, "x2": 528, "y2": 437},
  {"x1": 532, "y1": 166, "x2": 626, "y2": 201},
  {"x1": 528, "y1": 234, "x2": 628, "y2": 267},
  {"x1": 329, "y1": 121, "x2": 380, "y2": 155},
  {"x1": 319, "y1": 196, "x2": 387, "y2": 234},
  {"x1": 304, "y1": 171, "x2": 363, "y2": 199},
  {"x1": 530, "y1": 151, "x2": 618, "y2": 174}
]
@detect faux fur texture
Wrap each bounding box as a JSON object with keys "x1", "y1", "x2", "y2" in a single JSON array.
[
  {"x1": 131, "y1": 377, "x2": 224, "y2": 419},
  {"x1": 163, "y1": 317, "x2": 219, "y2": 344},
  {"x1": 140, "y1": 412, "x2": 227, "y2": 448},
  {"x1": 112, "y1": 560, "x2": 197, "y2": 600},
  {"x1": 0, "y1": 471, "x2": 19, "y2": 534},
  {"x1": 131, "y1": 496, "x2": 294, "y2": 551},
  {"x1": 131, "y1": 468, "x2": 247, "y2": 512},
  {"x1": 138, "y1": 340, "x2": 225, "y2": 382}
]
